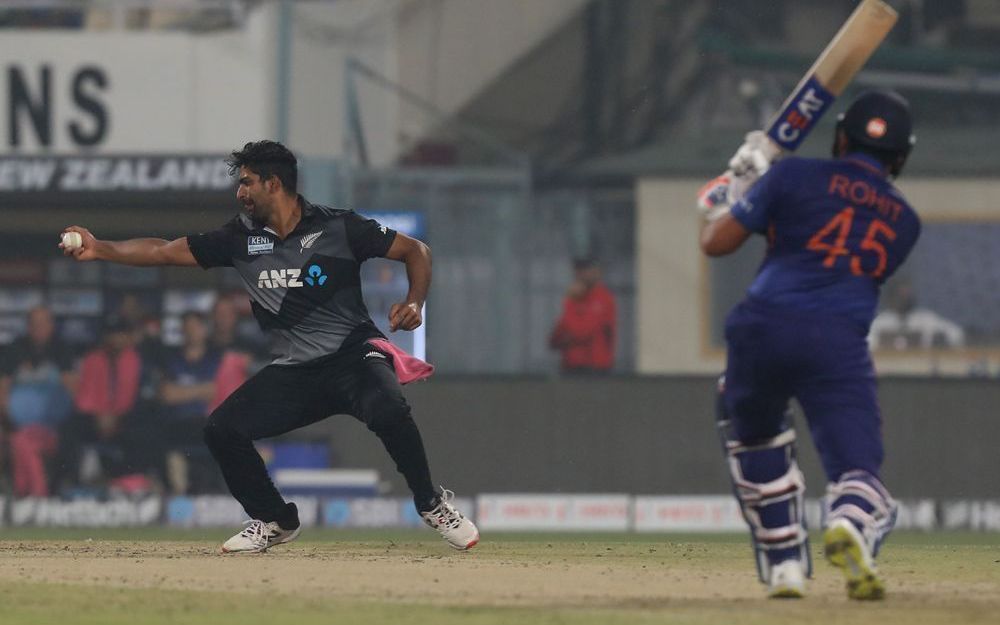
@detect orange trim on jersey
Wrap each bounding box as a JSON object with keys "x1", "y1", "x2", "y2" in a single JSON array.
[{"x1": 844, "y1": 156, "x2": 887, "y2": 176}]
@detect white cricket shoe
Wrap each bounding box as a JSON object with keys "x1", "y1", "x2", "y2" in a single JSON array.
[
  {"x1": 824, "y1": 518, "x2": 885, "y2": 600},
  {"x1": 767, "y1": 559, "x2": 806, "y2": 599},
  {"x1": 420, "y1": 489, "x2": 479, "y2": 550},
  {"x1": 220, "y1": 519, "x2": 301, "y2": 554}
]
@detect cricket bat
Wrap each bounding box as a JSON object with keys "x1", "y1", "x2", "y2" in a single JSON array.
[{"x1": 763, "y1": 0, "x2": 898, "y2": 155}]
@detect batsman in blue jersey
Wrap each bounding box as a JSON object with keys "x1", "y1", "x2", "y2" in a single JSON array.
[{"x1": 697, "y1": 90, "x2": 920, "y2": 600}]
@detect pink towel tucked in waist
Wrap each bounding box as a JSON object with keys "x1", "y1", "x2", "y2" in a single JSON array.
[{"x1": 367, "y1": 338, "x2": 434, "y2": 385}]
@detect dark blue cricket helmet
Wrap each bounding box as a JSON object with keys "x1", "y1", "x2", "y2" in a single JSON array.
[{"x1": 836, "y1": 89, "x2": 915, "y2": 155}]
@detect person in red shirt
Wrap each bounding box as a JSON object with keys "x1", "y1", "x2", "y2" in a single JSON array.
[
  {"x1": 53, "y1": 316, "x2": 143, "y2": 492},
  {"x1": 549, "y1": 258, "x2": 617, "y2": 373}
]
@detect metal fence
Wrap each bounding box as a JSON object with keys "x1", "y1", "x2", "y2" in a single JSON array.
[{"x1": 301, "y1": 159, "x2": 635, "y2": 373}]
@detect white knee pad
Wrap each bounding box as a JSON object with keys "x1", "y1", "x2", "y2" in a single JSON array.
[
  {"x1": 825, "y1": 470, "x2": 897, "y2": 556},
  {"x1": 723, "y1": 427, "x2": 811, "y2": 582}
]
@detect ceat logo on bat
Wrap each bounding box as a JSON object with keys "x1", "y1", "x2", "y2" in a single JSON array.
[
  {"x1": 866, "y1": 117, "x2": 887, "y2": 139},
  {"x1": 767, "y1": 76, "x2": 835, "y2": 152},
  {"x1": 776, "y1": 88, "x2": 826, "y2": 142}
]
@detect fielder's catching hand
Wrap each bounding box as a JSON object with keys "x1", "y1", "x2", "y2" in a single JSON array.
[
  {"x1": 389, "y1": 301, "x2": 422, "y2": 332},
  {"x1": 59, "y1": 226, "x2": 100, "y2": 261}
]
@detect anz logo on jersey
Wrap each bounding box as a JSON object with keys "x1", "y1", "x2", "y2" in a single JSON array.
[{"x1": 257, "y1": 264, "x2": 328, "y2": 289}]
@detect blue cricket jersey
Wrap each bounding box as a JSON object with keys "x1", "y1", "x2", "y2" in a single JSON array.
[{"x1": 730, "y1": 153, "x2": 921, "y2": 329}]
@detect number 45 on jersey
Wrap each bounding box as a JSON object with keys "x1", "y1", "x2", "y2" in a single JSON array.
[{"x1": 807, "y1": 207, "x2": 896, "y2": 278}]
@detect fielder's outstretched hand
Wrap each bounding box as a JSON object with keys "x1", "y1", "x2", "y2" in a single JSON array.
[
  {"x1": 59, "y1": 226, "x2": 100, "y2": 261},
  {"x1": 389, "y1": 301, "x2": 422, "y2": 332}
]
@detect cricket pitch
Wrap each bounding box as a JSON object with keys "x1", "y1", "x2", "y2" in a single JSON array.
[{"x1": 0, "y1": 529, "x2": 997, "y2": 624}]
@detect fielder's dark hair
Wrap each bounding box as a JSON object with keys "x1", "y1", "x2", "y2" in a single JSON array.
[{"x1": 227, "y1": 140, "x2": 298, "y2": 194}]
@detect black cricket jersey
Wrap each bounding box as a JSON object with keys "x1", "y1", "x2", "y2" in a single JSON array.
[{"x1": 187, "y1": 198, "x2": 397, "y2": 365}]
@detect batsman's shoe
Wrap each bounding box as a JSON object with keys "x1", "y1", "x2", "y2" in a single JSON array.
[
  {"x1": 221, "y1": 519, "x2": 301, "y2": 554},
  {"x1": 824, "y1": 518, "x2": 885, "y2": 600},
  {"x1": 421, "y1": 489, "x2": 479, "y2": 550},
  {"x1": 767, "y1": 559, "x2": 806, "y2": 599}
]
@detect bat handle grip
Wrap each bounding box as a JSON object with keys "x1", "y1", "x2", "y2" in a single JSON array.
[{"x1": 760, "y1": 135, "x2": 784, "y2": 161}]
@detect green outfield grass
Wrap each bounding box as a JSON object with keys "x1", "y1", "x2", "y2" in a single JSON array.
[{"x1": 0, "y1": 529, "x2": 997, "y2": 625}]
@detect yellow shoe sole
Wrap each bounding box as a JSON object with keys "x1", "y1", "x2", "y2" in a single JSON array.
[{"x1": 823, "y1": 524, "x2": 885, "y2": 601}]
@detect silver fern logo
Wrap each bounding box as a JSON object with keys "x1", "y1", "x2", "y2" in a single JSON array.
[{"x1": 299, "y1": 231, "x2": 323, "y2": 253}]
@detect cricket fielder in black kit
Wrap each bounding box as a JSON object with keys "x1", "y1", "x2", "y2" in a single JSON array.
[{"x1": 60, "y1": 140, "x2": 479, "y2": 553}]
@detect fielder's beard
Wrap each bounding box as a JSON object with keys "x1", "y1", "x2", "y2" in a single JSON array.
[{"x1": 244, "y1": 202, "x2": 268, "y2": 227}]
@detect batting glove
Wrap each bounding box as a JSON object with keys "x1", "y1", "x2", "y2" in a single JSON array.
[
  {"x1": 728, "y1": 130, "x2": 779, "y2": 179},
  {"x1": 697, "y1": 173, "x2": 733, "y2": 222}
]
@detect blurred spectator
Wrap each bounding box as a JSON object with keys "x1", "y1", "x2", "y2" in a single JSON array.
[
  {"x1": 209, "y1": 296, "x2": 258, "y2": 410},
  {"x1": 54, "y1": 316, "x2": 144, "y2": 493},
  {"x1": 869, "y1": 281, "x2": 966, "y2": 350},
  {"x1": 115, "y1": 293, "x2": 165, "y2": 365},
  {"x1": 549, "y1": 257, "x2": 617, "y2": 374},
  {"x1": 161, "y1": 312, "x2": 219, "y2": 419},
  {"x1": 158, "y1": 312, "x2": 222, "y2": 494},
  {"x1": 113, "y1": 294, "x2": 165, "y2": 410},
  {"x1": 0, "y1": 306, "x2": 75, "y2": 496},
  {"x1": 210, "y1": 296, "x2": 240, "y2": 352},
  {"x1": 209, "y1": 295, "x2": 262, "y2": 356}
]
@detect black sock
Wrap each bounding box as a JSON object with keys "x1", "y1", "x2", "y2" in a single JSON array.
[
  {"x1": 416, "y1": 491, "x2": 441, "y2": 514},
  {"x1": 276, "y1": 502, "x2": 300, "y2": 530},
  {"x1": 375, "y1": 419, "x2": 438, "y2": 511}
]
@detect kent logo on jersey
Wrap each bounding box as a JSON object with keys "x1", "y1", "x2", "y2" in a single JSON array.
[{"x1": 247, "y1": 235, "x2": 274, "y2": 255}]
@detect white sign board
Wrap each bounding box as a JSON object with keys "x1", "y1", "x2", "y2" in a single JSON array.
[
  {"x1": 476, "y1": 494, "x2": 630, "y2": 531},
  {"x1": 633, "y1": 496, "x2": 746, "y2": 532},
  {"x1": 1, "y1": 29, "x2": 269, "y2": 153}
]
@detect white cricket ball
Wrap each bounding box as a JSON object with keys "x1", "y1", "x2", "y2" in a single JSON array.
[{"x1": 61, "y1": 231, "x2": 83, "y2": 249}]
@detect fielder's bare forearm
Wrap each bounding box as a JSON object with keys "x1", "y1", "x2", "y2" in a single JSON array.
[
  {"x1": 92, "y1": 236, "x2": 198, "y2": 267},
  {"x1": 93, "y1": 238, "x2": 169, "y2": 266},
  {"x1": 403, "y1": 240, "x2": 432, "y2": 306}
]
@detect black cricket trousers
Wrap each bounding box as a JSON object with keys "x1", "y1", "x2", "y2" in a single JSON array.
[{"x1": 202, "y1": 342, "x2": 437, "y2": 527}]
